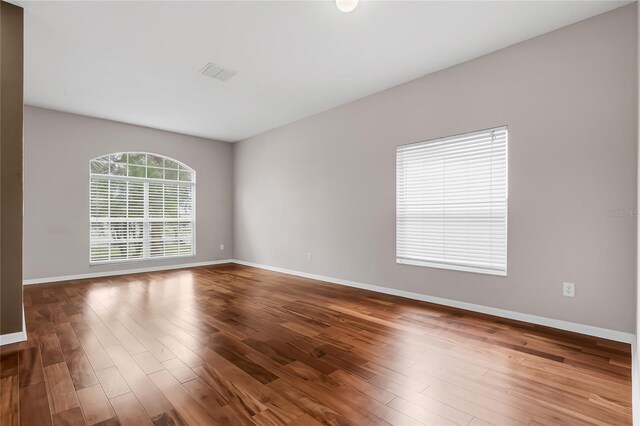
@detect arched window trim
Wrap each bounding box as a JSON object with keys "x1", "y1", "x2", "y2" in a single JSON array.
[
  {"x1": 90, "y1": 151, "x2": 196, "y2": 184},
  {"x1": 89, "y1": 152, "x2": 196, "y2": 264}
]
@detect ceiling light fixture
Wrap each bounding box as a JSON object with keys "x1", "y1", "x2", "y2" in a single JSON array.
[{"x1": 335, "y1": 0, "x2": 358, "y2": 13}]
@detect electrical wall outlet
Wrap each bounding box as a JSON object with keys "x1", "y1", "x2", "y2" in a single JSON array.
[
  {"x1": 562, "y1": 282, "x2": 575, "y2": 297},
  {"x1": 220, "y1": 244, "x2": 224, "y2": 250},
  {"x1": 307, "y1": 252, "x2": 312, "y2": 261}
]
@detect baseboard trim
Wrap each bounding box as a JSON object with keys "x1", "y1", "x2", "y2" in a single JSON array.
[
  {"x1": 21, "y1": 258, "x2": 635, "y2": 344},
  {"x1": 0, "y1": 309, "x2": 27, "y2": 346},
  {"x1": 23, "y1": 260, "x2": 233, "y2": 285},
  {"x1": 232, "y1": 259, "x2": 635, "y2": 344}
]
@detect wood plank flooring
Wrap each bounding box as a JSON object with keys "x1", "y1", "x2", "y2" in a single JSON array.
[{"x1": 0, "y1": 263, "x2": 632, "y2": 425}]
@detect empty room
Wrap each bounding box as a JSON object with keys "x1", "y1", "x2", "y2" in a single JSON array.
[{"x1": 1, "y1": 1, "x2": 639, "y2": 425}]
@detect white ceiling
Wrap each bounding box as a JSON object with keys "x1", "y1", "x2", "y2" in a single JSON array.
[{"x1": 19, "y1": 1, "x2": 630, "y2": 142}]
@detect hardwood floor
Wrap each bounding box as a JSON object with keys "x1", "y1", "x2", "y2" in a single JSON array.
[{"x1": 0, "y1": 263, "x2": 632, "y2": 425}]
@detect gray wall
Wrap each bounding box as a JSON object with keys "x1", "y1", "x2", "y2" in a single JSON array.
[
  {"x1": 24, "y1": 106, "x2": 233, "y2": 280},
  {"x1": 234, "y1": 5, "x2": 638, "y2": 332}
]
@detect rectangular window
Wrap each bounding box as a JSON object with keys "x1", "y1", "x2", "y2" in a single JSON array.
[
  {"x1": 396, "y1": 126, "x2": 508, "y2": 275},
  {"x1": 90, "y1": 153, "x2": 195, "y2": 264}
]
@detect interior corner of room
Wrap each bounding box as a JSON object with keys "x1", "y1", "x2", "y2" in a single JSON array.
[{"x1": 1, "y1": 1, "x2": 639, "y2": 425}]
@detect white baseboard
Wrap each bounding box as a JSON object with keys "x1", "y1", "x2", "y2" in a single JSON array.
[
  {"x1": 232, "y1": 259, "x2": 635, "y2": 344},
  {"x1": 15, "y1": 258, "x2": 639, "y2": 419},
  {"x1": 20, "y1": 257, "x2": 635, "y2": 345},
  {"x1": 23, "y1": 259, "x2": 233, "y2": 285},
  {"x1": 0, "y1": 309, "x2": 27, "y2": 346}
]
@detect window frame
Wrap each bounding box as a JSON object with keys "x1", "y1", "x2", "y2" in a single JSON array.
[
  {"x1": 396, "y1": 126, "x2": 508, "y2": 276},
  {"x1": 89, "y1": 152, "x2": 196, "y2": 265}
]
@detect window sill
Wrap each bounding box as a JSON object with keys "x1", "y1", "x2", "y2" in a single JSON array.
[{"x1": 397, "y1": 258, "x2": 507, "y2": 276}]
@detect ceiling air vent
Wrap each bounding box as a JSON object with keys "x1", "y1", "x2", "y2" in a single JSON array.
[{"x1": 199, "y1": 63, "x2": 237, "y2": 82}]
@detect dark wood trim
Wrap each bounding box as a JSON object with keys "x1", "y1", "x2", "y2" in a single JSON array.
[{"x1": 0, "y1": 0, "x2": 24, "y2": 335}]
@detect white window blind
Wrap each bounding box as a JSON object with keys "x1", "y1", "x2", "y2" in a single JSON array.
[
  {"x1": 89, "y1": 152, "x2": 195, "y2": 264},
  {"x1": 396, "y1": 126, "x2": 508, "y2": 275}
]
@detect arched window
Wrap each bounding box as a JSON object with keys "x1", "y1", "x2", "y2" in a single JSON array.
[{"x1": 89, "y1": 152, "x2": 195, "y2": 263}]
